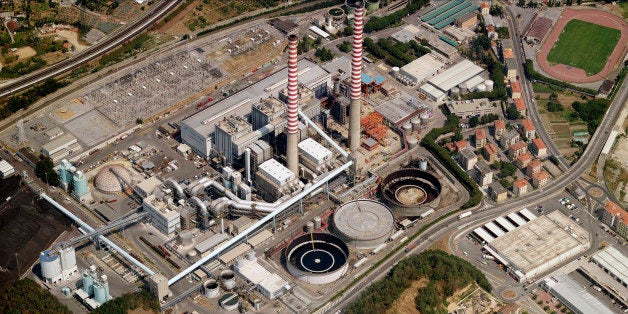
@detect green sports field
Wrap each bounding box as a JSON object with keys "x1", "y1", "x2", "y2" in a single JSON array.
[{"x1": 547, "y1": 19, "x2": 621, "y2": 75}]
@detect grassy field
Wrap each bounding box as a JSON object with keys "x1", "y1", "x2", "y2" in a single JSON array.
[{"x1": 547, "y1": 19, "x2": 621, "y2": 74}]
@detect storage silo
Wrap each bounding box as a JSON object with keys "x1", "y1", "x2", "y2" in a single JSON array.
[
  {"x1": 313, "y1": 216, "x2": 322, "y2": 229},
  {"x1": 408, "y1": 137, "x2": 419, "y2": 149},
  {"x1": 402, "y1": 123, "x2": 412, "y2": 134},
  {"x1": 82, "y1": 270, "x2": 94, "y2": 295},
  {"x1": 411, "y1": 117, "x2": 421, "y2": 131},
  {"x1": 484, "y1": 79, "x2": 494, "y2": 91},
  {"x1": 58, "y1": 160, "x2": 73, "y2": 188},
  {"x1": 305, "y1": 221, "x2": 315, "y2": 233},
  {"x1": 419, "y1": 158, "x2": 428, "y2": 171},
  {"x1": 73, "y1": 171, "x2": 88, "y2": 196},
  {"x1": 40, "y1": 250, "x2": 62, "y2": 283},
  {"x1": 475, "y1": 83, "x2": 487, "y2": 92},
  {"x1": 391, "y1": 66, "x2": 400, "y2": 79},
  {"x1": 204, "y1": 279, "x2": 220, "y2": 298},
  {"x1": 59, "y1": 246, "x2": 77, "y2": 277},
  {"x1": 420, "y1": 112, "x2": 430, "y2": 125},
  {"x1": 93, "y1": 281, "x2": 107, "y2": 304},
  {"x1": 101, "y1": 275, "x2": 110, "y2": 300},
  {"x1": 220, "y1": 270, "x2": 236, "y2": 290}
]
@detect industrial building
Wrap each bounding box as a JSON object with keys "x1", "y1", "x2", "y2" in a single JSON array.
[
  {"x1": 0, "y1": 159, "x2": 15, "y2": 178},
  {"x1": 483, "y1": 211, "x2": 590, "y2": 282},
  {"x1": 590, "y1": 246, "x2": 628, "y2": 290},
  {"x1": 419, "y1": 59, "x2": 486, "y2": 102},
  {"x1": 446, "y1": 98, "x2": 497, "y2": 119},
  {"x1": 233, "y1": 251, "x2": 288, "y2": 299},
  {"x1": 396, "y1": 54, "x2": 445, "y2": 85},
  {"x1": 142, "y1": 194, "x2": 181, "y2": 237},
  {"x1": 255, "y1": 158, "x2": 302, "y2": 202},
  {"x1": 41, "y1": 133, "x2": 82, "y2": 163},
  {"x1": 76, "y1": 265, "x2": 112, "y2": 309},
  {"x1": 180, "y1": 59, "x2": 331, "y2": 160},
  {"x1": 542, "y1": 273, "x2": 615, "y2": 314},
  {"x1": 420, "y1": 0, "x2": 479, "y2": 30},
  {"x1": 332, "y1": 200, "x2": 395, "y2": 249},
  {"x1": 298, "y1": 138, "x2": 333, "y2": 174},
  {"x1": 39, "y1": 247, "x2": 78, "y2": 284}
]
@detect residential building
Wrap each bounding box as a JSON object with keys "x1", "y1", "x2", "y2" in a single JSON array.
[
  {"x1": 459, "y1": 148, "x2": 478, "y2": 171},
  {"x1": 520, "y1": 119, "x2": 536, "y2": 139},
  {"x1": 480, "y1": 2, "x2": 489, "y2": 15},
  {"x1": 510, "y1": 81, "x2": 522, "y2": 98},
  {"x1": 475, "y1": 128, "x2": 487, "y2": 149},
  {"x1": 532, "y1": 171, "x2": 550, "y2": 188},
  {"x1": 454, "y1": 140, "x2": 469, "y2": 152},
  {"x1": 504, "y1": 56, "x2": 518, "y2": 82},
  {"x1": 483, "y1": 143, "x2": 498, "y2": 163},
  {"x1": 531, "y1": 138, "x2": 547, "y2": 158},
  {"x1": 508, "y1": 141, "x2": 528, "y2": 160},
  {"x1": 500, "y1": 130, "x2": 520, "y2": 147},
  {"x1": 601, "y1": 201, "x2": 628, "y2": 239},
  {"x1": 526, "y1": 159, "x2": 543, "y2": 177},
  {"x1": 489, "y1": 182, "x2": 508, "y2": 202},
  {"x1": 474, "y1": 160, "x2": 494, "y2": 187},
  {"x1": 494, "y1": 119, "x2": 506, "y2": 139},
  {"x1": 515, "y1": 153, "x2": 532, "y2": 168},
  {"x1": 513, "y1": 98, "x2": 526, "y2": 117},
  {"x1": 513, "y1": 179, "x2": 530, "y2": 197}
]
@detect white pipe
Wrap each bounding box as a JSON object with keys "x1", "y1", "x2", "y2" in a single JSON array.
[
  {"x1": 298, "y1": 110, "x2": 349, "y2": 158},
  {"x1": 245, "y1": 148, "x2": 252, "y2": 185},
  {"x1": 40, "y1": 193, "x2": 155, "y2": 276},
  {"x1": 168, "y1": 160, "x2": 353, "y2": 286}
]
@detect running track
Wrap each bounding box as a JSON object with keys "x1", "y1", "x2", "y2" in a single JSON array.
[{"x1": 536, "y1": 8, "x2": 628, "y2": 83}]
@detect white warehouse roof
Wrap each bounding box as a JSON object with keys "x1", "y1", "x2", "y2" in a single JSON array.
[
  {"x1": 258, "y1": 159, "x2": 295, "y2": 186},
  {"x1": 591, "y1": 246, "x2": 628, "y2": 286},
  {"x1": 420, "y1": 83, "x2": 446, "y2": 101},
  {"x1": 298, "y1": 138, "x2": 332, "y2": 164},
  {"x1": 428, "y1": 59, "x2": 484, "y2": 91},
  {"x1": 400, "y1": 54, "x2": 445, "y2": 83},
  {"x1": 0, "y1": 160, "x2": 14, "y2": 174}
]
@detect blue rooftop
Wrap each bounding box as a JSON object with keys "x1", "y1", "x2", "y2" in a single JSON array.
[
  {"x1": 375, "y1": 75, "x2": 386, "y2": 85},
  {"x1": 361, "y1": 73, "x2": 374, "y2": 84}
]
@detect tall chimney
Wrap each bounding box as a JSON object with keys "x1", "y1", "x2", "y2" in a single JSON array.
[
  {"x1": 286, "y1": 34, "x2": 299, "y2": 177},
  {"x1": 349, "y1": 2, "x2": 364, "y2": 153}
]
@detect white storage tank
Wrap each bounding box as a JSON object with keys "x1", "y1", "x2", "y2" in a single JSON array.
[
  {"x1": 408, "y1": 137, "x2": 419, "y2": 149},
  {"x1": 313, "y1": 216, "x2": 322, "y2": 229},
  {"x1": 220, "y1": 270, "x2": 236, "y2": 290},
  {"x1": 391, "y1": 66, "x2": 400, "y2": 78},
  {"x1": 82, "y1": 270, "x2": 94, "y2": 295},
  {"x1": 475, "y1": 83, "x2": 487, "y2": 92},
  {"x1": 219, "y1": 293, "x2": 240, "y2": 311},
  {"x1": 420, "y1": 112, "x2": 430, "y2": 125},
  {"x1": 204, "y1": 279, "x2": 220, "y2": 298},
  {"x1": 305, "y1": 221, "x2": 315, "y2": 233},
  {"x1": 411, "y1": 117, "x2": 421, "y2": 131},
  {"x1": 402, "y1": 123, "x2": 412, "y2": 134},
  {"x1": 40, "y1": 250, "x2": 62, "y2": 283},
  {"x1": 484, "y1": 79, "x2": 494, "y2": 92},
  {"x1": 419, "y1": 158, "x2": 428, "y2": 171}
]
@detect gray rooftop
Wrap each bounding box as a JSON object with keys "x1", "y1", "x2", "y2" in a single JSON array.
[
  {"x1": 489, "y1": 181, "x2": 506, "y2": 194},
  {"x1": 591, "y1": 246, "x2": 628, "y2": 286},
  {"x1": 545, "y1": 273, "x2": 615, "y2": 314}
]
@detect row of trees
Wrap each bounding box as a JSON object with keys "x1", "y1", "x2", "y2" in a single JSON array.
[
  {"x1": 314, "y1": 47, "x2": 334, "y2": 61},
  {"x1": 346, "y1": 250, "x2": 491, "y2": 314},
  {"x1": 571, "y1": 99, "x2": 610, "y2": 134},
  {"x1": 0, "y1": 78, "x2": 67, "y2": 119},
  {"x1": 364, "y1": 0, "x2": 429, "y2": 33},
  {"x1": 92, "y1": 290, "x2": 160, "y2": 314},
  {"x1": 0, "y1": 278, "x2": 71, "y2": 313},
  {"x1": 363, "y1": 37, "x2": 430, "y2": 67}
]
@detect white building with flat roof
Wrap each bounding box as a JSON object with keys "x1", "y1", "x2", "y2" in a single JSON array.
[
  {"x1": 399, "y1": 54, "x2": 445, "y2": 84},
  {"x1": 233, "y1": 252, "x2": 288, "y2": 300},
  {"x1": 542, "y1": 273, "x2": 615, "y2": 314},
  {"x1": 427, "y1": 59, "x2": 484, "y2": 92},
  {"x1": 143, "y1": 194, "x2": 181, "y2": 237},
  {"x1": 0, "y1": 159, "x2": 15, "y2": 178}
]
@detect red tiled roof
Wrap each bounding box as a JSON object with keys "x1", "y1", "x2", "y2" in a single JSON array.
[
  {"x1": 521, "y1": 119, "x2": 535, "y2": 131},
  {"x1": 480, "y1": 2, "x2": 489, "y2": 9},
  {"x1": 532, "y1": 138, "x2": 546, "y2": 149},
  {"x1": 487, "y1": 25, "x2": 496, "y2": 32},
  {"x1": 475, "y1": 128, "x2": 486, "y2": 139},
  {"x1": 605, "y1": 201, "x2": 628, "y2": 225},
  {"x1": 513, "y1": 178, "x2": 529, "y2": 188},
  {"x1": 454, "y1": 140, "x2": 468, "y2": 151},
  {"x1": 510, "y1": 81, "x2": 522, "y2": 93},
  {"x1": 484, "y1": 143, "x2": 498, "y2": 155},
  {"x1": 533, "y1": 171, "x2": 549, "y2": 181},
  {"x1": 513, "y1": 98, "x2": 526, "y2": 110},
  {"x1": 494, "y1": 120, "x2": 505, "y2": 129},
  {"x1": 6, "y1": 20, "x2": 18, "y2": 32},
  {"x1": 510, "y1": 141, "x2": 527, "y2": 151},
  {"x1": 517, "y1": 153, "x2": 532, "y2": 162}
]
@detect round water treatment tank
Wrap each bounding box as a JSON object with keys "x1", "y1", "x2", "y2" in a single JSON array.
[
  {"x1": 285, "y1": 233, "x2": 349, "y2": 285},
  {"x1": 220, "y1": 270, "x2": 236, "y2": 290},
  {"x1": 219, "y1": 293, "x2": 240, "y2": 311},
  {"x1": 380, "y1": 168, "x2": 442, "y2": 216},
  {"x1": 333, "y1": 199, "x2": 395, "y2": 249},
  {"x1": 204, "y1": 279, "x2": 220, "y2": 298},
  {"x1": 94, "y1": 164, "x2": 131, "y2": 193}
]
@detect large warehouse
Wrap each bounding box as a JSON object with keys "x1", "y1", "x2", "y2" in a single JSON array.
[
  {"x1": 479, "y1": 210, "x2": 590, "y2": 282},
  {"x1": 398, "y1": 54, "x2": 445, "y2": 85},
  {"x1": 419, "y1": 59, "x2": 485, "y2": 102},
  {"x1": 180, "y1": 59, "x2": 331, "y2": 159}
]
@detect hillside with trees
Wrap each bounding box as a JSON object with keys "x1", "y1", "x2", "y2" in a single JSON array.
[
  {"x1": 0, "y1": 278, "x2": 71, "y2": 314},
  {"x1": 91, "y1": 290, "x2": 159, "y2": 314},
  {"x1": 346, "y1": 250, "x2": 491, "y2": 314}
]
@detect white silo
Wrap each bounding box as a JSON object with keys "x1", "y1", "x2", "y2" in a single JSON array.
[
  {"x1": 204, "y1": 279, "x2": 220, "y2": 298},
  {"x1": 476, "y1": 83, "x2": 487, "y2": 92},
  {"x1": 420, "y1": 112, "x2": 430, "y2": 125},
  {"x1": 40, "y1": 250, "x2": 62, "y2": 283},
  {"x1": 59, "y1": 246, "x2": 77, "y2": 279},
  {"x1": 419, "y1": 158, "x2": 428, "y2": 171},
  {"x1": 93, "y1": 281, "x2": 107, "y2": 304},
  {"x1": 82, "y1": 270, "x2": 94, "y2": 295},
  {"x1": 402, "y1": 123, "x2": 412, "y2": 134},
  {"x1": 408, "y1": 137, "x2": 419, "y2": 149},
  {"x1": 411, "y1": 117, "x2": 421, "y2": 131},
  {"x1": 391, "y1": 66, "x2": 400, "y2": 79},
  {"x1": 484, "y1": 79, "x2": 494, "y2": 92}
]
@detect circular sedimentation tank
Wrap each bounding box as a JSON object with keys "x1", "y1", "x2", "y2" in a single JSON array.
[
  {"x1": 333, "y1": 200, "x2": 394, "y2": 249},
  {"x1": 380, "y1": 168, "x2": 442, "y2": 216},
  {"x1": 285, "y1": 233, "x2": 349, "y2": 285},
  {"x1": 219, "y1": 293, "x2": 239, "y2": 311}
]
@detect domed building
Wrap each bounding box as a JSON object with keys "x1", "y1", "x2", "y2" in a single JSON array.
[{"x1": 94, "y1": 164, "x2": 132, "y2": 193}]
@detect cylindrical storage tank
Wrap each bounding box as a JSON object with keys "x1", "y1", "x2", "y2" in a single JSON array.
[
  {"x1": 93, "y1": 282, "x2": 107, "y2": 304},
  {"x1": 178, "y1": 231, "x2": 194, "y2": 246},
  {"x1": 332, "y1": 200, "x2": 395, "y2": 249},
  {"x1": 391, "y1": 66, "x2": 400, "y2": 78},
  {"x1": 484, "y1": 79, "x2": 494, "y2": 92},
  {"x1": 313, "y1": 216, "x2": 322, "y2": 229},
  {"x1": 379, "y1": 168, "x2": 442, "y2": 216},
  {"x1": 220, "y1": 270, "x2": 236, "y2": 291},
  {"x1": 246, "y1": 251, "x2": 257, "y2": 262},
  {"x1": 420, "y1": 112, "x2": 430, "y2": 125},
  {"x1": 411, "y1": 117, "x2": 421, "y2": 131},
  {"x1": 235, "y1": 257, "x2": 246, "y2": 269},
  {"x1": 402, "y1": 123, "x2": 412, "y2": 134},
  {"x1": 457, "y1": 83, "x2": 468, "y2": 93},
  {"x1": 408, "y1": 137, "x2": 419, "y2": 149},
  {"x1": 102, "y1": 275, "x2": 109, "y2": 300},
  {"x1": 285, "y1": 233, "x2": 349, "y2": 284},
  {"x1": 73, "y1": 171, "x2": 88, "y2": 196},
  {"x1": 419, "y1": 158, "x2": 428, "y2": 171},
  {"x1": 59, "y1": 246, "x2": 76, "y2": 272},
  {"x1": 82, "y1": 271, "x2": 94, "y2": 295},
  {"x1": 475, "y1": 83, "x2": 486, "y2": 92},
  {"x1": 40, "y1": 250, "x2": 62, "y2": 282},
  {"x1": 219, "y1": 293, "x2": 239, "y2": 311},
  {"x1": 62, "y1": 287, "x2": 71, "y2": 296},
  {"x1": 450, "y1": 86, "x2": 460, "y2": 97},
  {"x1": 204, "y1": 279, "x2": 220, "y2": 298},
  {"x1": 58, "y1": 160, "x2": 72, "y2": 185},
  {"x1": 186, "y1": 250, "x2": 198, "y2": 260},
  {"x1": 305, "y1": 221, "x2": 315, "y2": 233}
]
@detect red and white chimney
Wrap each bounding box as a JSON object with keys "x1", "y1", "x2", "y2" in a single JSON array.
[
  {"x1": 286, "y1": 34, "x2": 299, "y2": 176},
  {"x1": 349, "y1": 1, "x2": 364, "y2": 153}
]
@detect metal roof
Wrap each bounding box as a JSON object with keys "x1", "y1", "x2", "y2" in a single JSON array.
[
  {"x1": 428, "y1": 59, "x2": 484, "y2": 91},
  {"x1": 545, "y1": 273, "x2": 615, "y2": 314},
  {"x1": 507, "y1": 212, "x2": 527, "y2": 227},
  {"x1": 298, "y1": 138, "x2": 332, "y2": 164},
  {"x1": 591, "y1": 246, "x2": 628, "y2": 286},
  {"x1": 258, "y1": 159, "x2": 295, "y2": 186},
  {"x1": 195, "y1": 233, "x2": 229, "y2": 254},
  {"x1": 400, "y1": 54, "x2": 445, "y2": 82}
]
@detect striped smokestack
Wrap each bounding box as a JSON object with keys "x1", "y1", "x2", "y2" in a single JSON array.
[
  {"x1": 349, "y1": 1, "x2": 364, "y2": 153},
  {"x1": 286, "y1": 34, "x2": 299, "y2": 177}
]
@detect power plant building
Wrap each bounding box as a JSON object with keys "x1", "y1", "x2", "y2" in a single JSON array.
[
  {"x1": 180, "y1": 59, "x2": 331, "y2": 160},
  {"x1": 420, "y1": 59, "x2": 484, "y2": 102},
  {"x1": 143, "y1": 194, "x2": 181, "y2": 236},
  {"x1": 398, "y1": 54, "x2": 445, "y2": 84},
  {"x1": 233, "y1": 252, "x2": 288, "y2": 299},
  {"x1": 255, "y1": 158, "x2": 301, "y2": 201},
  {"x1": 298, "y1": 138, "x2": 333, "y2": 173}
]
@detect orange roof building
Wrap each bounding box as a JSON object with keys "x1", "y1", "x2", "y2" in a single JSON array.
[
  {"x1": 520, "y1": 119, "x2": 536, "y2": 139},
  {"x1": 516, "y1": 152, "x2": 533, "y2": 168},
  {"x1": 513, "y1": 178, "x2": 530, "y2": 196},
  {"x1": 510, "y1": 81, "x2": 522, "y2": 98},
  {"x1": 601, "y1": 201, "x2": 628, "y2": 239},
  {"x1": 483, "y1": 143, "x2": 498, "y2": 162},
  {"x1": 531, "y1": 138, "x2": 547, "y2": 157},
  {"x1": 532, "y1": 170, "x2": 550, "y2": 188},
  {"x1": 454, "y1": 140, "x2": 469, "y2": 152}
]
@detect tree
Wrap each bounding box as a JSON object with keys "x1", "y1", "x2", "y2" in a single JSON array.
[
  {"x1": 489, "y1": 4, "x2": 503, "y2": 16},
  {"x1": 453, "y1": 128, "x2": 463, "y2": 141},
  {"x1": 35, "y1": 154, "x2": 60, "y2": 186},
  {"x1": 500, "y1": 161, "x2": 517, "y2": 177},
  {"x1": 469, "y1": 116, "x2": 480, "y2": 128},
  {"x1": 518, "y1": 0, "x2": 526, "y2": 6},
  {"x1": 343, "y1": 26, "x2": 353, "y2": 37},
  {"x1": 547, "y1": 101, "x2": 564, "y2": 112},
  {"x1": 315, "y1": 47, "x2": 334, "y2": 61},
  {"x1": 337, "y1": 41, "x2": 351, "y2": 53},
  {"x1": 549, "y1": 92, "x2": 558, "y2": 100},
  {"x1": 0, "y1": 278, "x2": 71, "y2": 313},
  {"x1": 506, "y1": 106, "x2": 522, "y2": 120}
]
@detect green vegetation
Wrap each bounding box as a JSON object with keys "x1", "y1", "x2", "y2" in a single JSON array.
[
  {"x1": 98, "y1": 33, "x2": 152, "y2": 67},
  {"x1": 35, "y1": 154, "x2": 60, "y2": 186},
  {"x1": 496, "y1": 26, "x2": 510, "y2": 39},
  {"x1": 499, "y1": 161, "x2": 517, "y2": 177},
  {"x1": 363, "y1": 37, "x2": 430, "y2": 67},
  {"x1": 0, "y1": 278, "x2": 71, "y2": 313},
  {"x1": 337, "y1": 41, "x2": 352, "y2": 53},
  {"x1": 364, "y1": 0, "x2": 429, "y2": 33},
  {"x1": 0, "y1": 78, "x2": 67, "y2": 119},
  {"x1": 91, "y1": 290, "x2": 159, "y2": 314},
  {"x1": 489, "y1": 4, "x2": 503, "y2": 16},
  {"x1": 460, "y1": 35, "x2": 507, "y2": 101},
  {"x1": 345, "y1": 250, "x2": 491, "y2": 314},
  {"x1": 422, "y1": 114, "x2": 482, "y2": 209},
  {"x1": 76, "y1": 0, "x2": 120, "y2": 15},
  {"x1": 620, "y1": 1, "x2": 628, "y2": 19},
  {"x1": 524, "y1": 59, "x2": 597, "y2": 95},
  {"x1": 547, "y1": 19, "x2": 620, "y2": 74},
  {"x1": 315, "y1": 47, "x2": 334, "y2": 61},
  {"x1": 571, "y1": 98, "x2": 610, "y2": 134},
  {"x1": 0, "y1": 57, "x2": 46, "y2": 79},
  {"x1": 547, "y1": 100, "x2": 564, "y2": 112}
]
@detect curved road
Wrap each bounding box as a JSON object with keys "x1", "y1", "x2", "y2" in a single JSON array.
[{"x1": 0, "y1": 0, "x2": 180, "y2": 98}]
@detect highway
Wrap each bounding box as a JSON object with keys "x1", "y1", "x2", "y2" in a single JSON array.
[{"x1": 0, "y1": 0, "x2": 180, "y2": 98}]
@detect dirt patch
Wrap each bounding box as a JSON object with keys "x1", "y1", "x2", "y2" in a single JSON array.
[
  {"x1": 53, "y1": 107, "x2": 76, "y2": 120},
  {"x1": 128, "y1": 308, "x2": 158, "y2": 314},
  {"x1": 158, "y1": 0, "x2": 200, "y2": 34},
  {"x1": 56, "y1": 30, "x2": 90, "y2": 52},
  {"x1": 501, "y1": 289, "x2": 516, "y2": 299},
  {"x1": 15, "y1": 46, "x2": 37, "y2": 60},
  {"x1": 39, "y1": 51, "x2": 67, "y2": 65},
  {"x1": 446, "y1": 284, "x2": 474, "y2": 312},
  {"x1": 386, "y1": 278, "x2": 428, "y2": 314},
  {"x1": 429, "y1": 232, "x2": 453, "y2": 253}
]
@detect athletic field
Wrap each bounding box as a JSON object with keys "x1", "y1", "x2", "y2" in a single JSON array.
[{"x1": 547, "y1": 19, "x2": 621, "y2": 74}]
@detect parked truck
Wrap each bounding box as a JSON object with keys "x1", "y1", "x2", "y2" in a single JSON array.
[
  {"x1": 420, "y1": 209, "x2": 435, "y2": 219},
  {"x1": 458, "y1": 211, "x2": 472, "y2": 220},
  {"x1": 482, "y1": 254, "x2": 495, "y2": 260}
]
